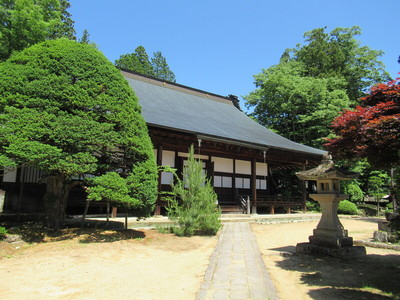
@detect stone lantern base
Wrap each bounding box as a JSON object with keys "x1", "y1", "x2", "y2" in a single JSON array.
[{"x1": 296, "y1": 193, "x2": 366, "y2": 258}]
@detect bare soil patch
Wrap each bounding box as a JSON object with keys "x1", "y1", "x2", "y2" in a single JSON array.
[
  {"x1": 252, "y1": 217, "x2": 400, "y2": 299},
  {"x1": 0, "y1": 224, "x2": 217, "y2": 300}
]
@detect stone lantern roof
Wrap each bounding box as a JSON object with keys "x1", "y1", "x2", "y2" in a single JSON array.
[{"x1": 296, "y1": 154, "x2": 359, "y2": 181}]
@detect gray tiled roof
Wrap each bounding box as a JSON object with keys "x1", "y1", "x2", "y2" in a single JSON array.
[{"x1": 123, "y1": 71, "x2": 325, "y2": 156}]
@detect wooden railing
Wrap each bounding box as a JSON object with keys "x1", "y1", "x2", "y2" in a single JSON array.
[
  {"x1": 238, "y1": 196, "x2": 251, "y2": 214},
  {"x1": 255, "y1": 195, "x2": 303, "y2": 214}
]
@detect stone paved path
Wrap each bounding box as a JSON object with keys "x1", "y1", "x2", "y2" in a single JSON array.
[{"x1": 196, "y1": 222, "x2": 277, "y2": 300}]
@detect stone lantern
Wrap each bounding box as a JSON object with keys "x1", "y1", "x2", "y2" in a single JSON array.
[{"x1": 295, "y1": 154, "x2": 366, "y2": 257}]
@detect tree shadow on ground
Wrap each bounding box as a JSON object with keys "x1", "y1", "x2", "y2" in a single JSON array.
[
  {"x1": 308, "y1": 287, "x2": 393, "y2": 299},
  {"x1": 78, "y1": 229, "x2": 145, "y2": 243},
  {"x1": 274, "y1": 249, "x2": 400, "y2": 299},
  {"x1": 1, "y1": 221, "x2": 145, "y2": 243},
  {"x1": 269, "y1": 245, "x2": 296, "y2": 253}
]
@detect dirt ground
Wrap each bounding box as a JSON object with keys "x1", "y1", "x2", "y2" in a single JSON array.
[
  {"x1": 0, "y1": 227, "x2": 217, "y2": 300},
  {"x1": 252, "y1": 217, "x2": 400, "y2": 300},
  {"x1": 1, "y1": 217, "x2": 399, "y2": 300}
]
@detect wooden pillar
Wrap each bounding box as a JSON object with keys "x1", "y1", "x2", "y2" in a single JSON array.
[
  {"x1": 251, "y1": 158, "x2": 257, "y2": 214},
  {"x1": 267, "y1": 167, "x2": 274, "y2": 196},
  {"x1": 232, "y1": 159, "x2": 236, "y2": 203},
  {"x1": 111, "y1": 206, "x2": 117, "y2": 218},
  {"x1": 155, "y1": 144, "x2": 163, "y2": 216}
]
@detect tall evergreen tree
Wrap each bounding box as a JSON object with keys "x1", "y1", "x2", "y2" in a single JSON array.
[
  {"x1": 151, "y1": 51, "x2": 176, "y2": 82},
  {"x1": 0, "y1": 0, "x2": 76, "y2": 61},
  {"x1": 49, "y1": 0, "x2": 76, "y2": 40},
  {"x1": 115, "y1": 46, "x2": 176, "y2": 82},
  {"x1": 79, "y1": 29, "x2": 90, "y2": 44},
  {"x1": 115, "y1": 46, "x2": 154, "y2": 77}
]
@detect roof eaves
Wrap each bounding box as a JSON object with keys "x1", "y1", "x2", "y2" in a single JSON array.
[{"x1": 149, "y1": 123, "x2": 325, "y2": 157}]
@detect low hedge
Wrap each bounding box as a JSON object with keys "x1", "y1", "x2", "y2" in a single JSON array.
[{"x1": 338, "y1": 200, "x2": 358, "y2": 215}]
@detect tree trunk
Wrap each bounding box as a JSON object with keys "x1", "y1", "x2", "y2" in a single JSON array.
[{"x1": 43, "y1": 174, "x2": 71, "y2": 230}]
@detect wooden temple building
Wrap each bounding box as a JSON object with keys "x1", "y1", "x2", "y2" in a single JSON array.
[
  {"x1": 0, "y1": 70, "x2": 325, "y2": 216},
  {"x1": 124, "y1": 71, "x2": 325, "y2": 214}
]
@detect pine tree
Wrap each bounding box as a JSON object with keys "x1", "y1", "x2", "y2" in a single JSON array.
[
  {"x1": 115, "y1": 46, "x2": 176, "y2": 81},
  {"x1": 79, "y1": 29, "x2": 90, "y2": 44},
  {"x1": 151, "y1": 51, "x2": 176, "y2": 82},
  {"x1": 167, "y1": 145, "x2": 221, "y2": 236}
]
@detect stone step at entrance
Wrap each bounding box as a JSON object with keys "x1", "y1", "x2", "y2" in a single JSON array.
[{"x1": 219, "y1": 204, "x2": 244, "y2": 214}]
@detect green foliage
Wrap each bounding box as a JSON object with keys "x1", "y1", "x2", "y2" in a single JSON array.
[
  {"x1": 246, "y1": 60, "x2": 350, "y2": 147},
  {"x1": 385, "y1": 202, "x2": 399, "y2": 213},
  {"x1": 0, "y1": 226, "x2": 8, "y2": 240},
  {"x1": 306, "y1": 200, "x2": 321, "y2": 212},
  {"x1": 126, "y1": 159, "x2": 158, "y2": 216},
  {"x1": 49, "y1": 0, "x2": 75, "y2": 40},
  {"x1": 338, "y1": 160, "x2": 391, "y2": 201},
  {"x1": 86, "y1": 172, "x2": 140, "y2": 207},
  {"x1": 151, "y1": 51, "x2": 176, "y2": 82},
  {"x1": 0, "y1": 39, "x2": 157, "y2": 227},
  {"x1": 368, "y1": 171, "x2": 390, "y2": 200},
  {"x1": 115, "y1": 46, "x2": 154, "y2": 77},
  {"x1": 342, "y1": 180, "x2": 364, "y2": 202},
  {"x1": 0, "y1": 0, "x2": 76, "y2": 61},
  {"x1": 338, "y1": 200, "x2": 358, "y2": 215},
  {"x1": 294, "y1": 26, "x2": 389, "y2": 101},
  {"x1": 167, "y1": 145, "x2": 221, "y2": 236},
  {"x1": 115, "y1": 46, "x2": 176, "y2": 82},
  {"x1": 246, "y1": 26, "x2": 389, "y2": 148},
  {"x1": 79, "y1": 29, "x2": 90, "y2": 44}
]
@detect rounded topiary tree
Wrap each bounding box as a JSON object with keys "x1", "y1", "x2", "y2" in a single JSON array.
[{"x1": 0, "y1": 39, "x2": 157, "y2": 229}]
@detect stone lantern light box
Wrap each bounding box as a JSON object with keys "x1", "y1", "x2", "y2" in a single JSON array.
[{"x1": 296, "y1": 154, "x2": 366, "y2": 257}]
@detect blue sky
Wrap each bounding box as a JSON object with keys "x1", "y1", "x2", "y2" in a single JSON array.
[{"x1": 70, "y1": 0, "x2": 399, "y2": 108}]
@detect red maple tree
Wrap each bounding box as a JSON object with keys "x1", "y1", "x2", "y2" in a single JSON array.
[{"x1": 326, "y1": 77, "x2": 400, "y2": 168}]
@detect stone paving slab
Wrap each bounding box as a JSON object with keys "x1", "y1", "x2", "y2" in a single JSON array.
[{"x1": 196, "y1": 222, "x2": 278, "y2": 300}]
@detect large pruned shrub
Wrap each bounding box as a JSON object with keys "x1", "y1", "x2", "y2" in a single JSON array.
[{"x1": 0, "y1": 39, "x2": 157, "y2": 229}]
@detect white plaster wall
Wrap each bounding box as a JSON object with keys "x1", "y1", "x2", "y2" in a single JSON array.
[
  {"x1": 162, "y1": 150, "x2": 175, "y2": 167},
  {"x1": 178, "y1": 152, "x2": 209, "y2": 160},
  {"x1": 212, "y1": 157, "x2": 233, "y2": 173},
  {"x1": 3, "y1": 168, "x2": 17, "y2": 183},
  {"x1": 256, "y1": 162, "x2": 268, "y2": 176},
  {"x1": 235, "y1": 160, "x2": 251, "y2": 175},
  {"x1": 160, "y1": 150, "x2": 175, "y2": 185}
]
